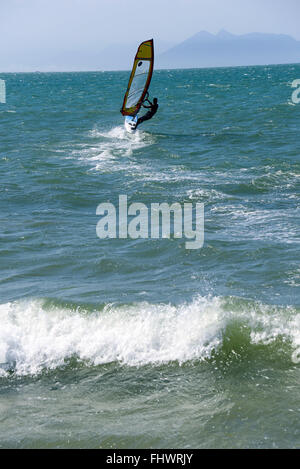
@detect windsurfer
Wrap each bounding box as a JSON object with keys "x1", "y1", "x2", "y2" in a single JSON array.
[{"x1": 136, "y1": 97, "x2": 158, "y2": 128}]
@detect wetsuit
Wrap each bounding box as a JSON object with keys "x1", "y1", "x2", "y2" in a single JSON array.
[{"x1": 136, "y1": 99, "x2": 158, "y2": 127}]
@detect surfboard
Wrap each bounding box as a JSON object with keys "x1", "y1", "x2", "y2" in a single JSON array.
[
  {"x1": 121, "y1": 39, "x2": 154, "y2": 132},
  {"x1": 124, "y1": 115, "x2": 138, "y2": 133}
]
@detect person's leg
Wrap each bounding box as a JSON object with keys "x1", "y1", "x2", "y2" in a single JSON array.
[
  {"x1": 136, "y1": 112, "x2": 152, "y2": 127},
  {"x1": 136, "y1": 116, "x2": 143, "y2": 127},
  {"x1": 136, "y1": 116, "x2": 145, "y2": 128}
]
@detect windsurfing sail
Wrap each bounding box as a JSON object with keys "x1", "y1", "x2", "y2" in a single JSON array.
[{"x1": 121, "y1": 39, "x2": 154, "y2": 116}]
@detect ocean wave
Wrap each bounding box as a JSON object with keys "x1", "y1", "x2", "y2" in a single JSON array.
[{"x1": 0, "y1": 296, "x2": 299, "y2": 377}]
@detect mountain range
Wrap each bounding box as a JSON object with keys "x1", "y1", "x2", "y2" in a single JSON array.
[
  {"x1": 156, "y1": 30, "x2": 300, "y2": 69},
  {"x1": 1, "y1": 31, "x2": 299, "y2": 72}
]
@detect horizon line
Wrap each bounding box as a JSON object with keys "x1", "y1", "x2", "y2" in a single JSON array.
[{"x1": 1, "y1": 61, "x2": 300, "y2": 75}]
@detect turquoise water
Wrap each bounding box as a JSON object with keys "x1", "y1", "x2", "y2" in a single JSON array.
[{"x1": 0, "y1": 65, "x2": 299, "y2": 448}]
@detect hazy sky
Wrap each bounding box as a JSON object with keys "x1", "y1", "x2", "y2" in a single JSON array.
[{"x1": 1, "y1": 0, "x2": 300, "y2": 71}]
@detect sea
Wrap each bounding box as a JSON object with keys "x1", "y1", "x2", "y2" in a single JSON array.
[{"x1": 0, "y1": 64, "x2": 299, "y2": 449}]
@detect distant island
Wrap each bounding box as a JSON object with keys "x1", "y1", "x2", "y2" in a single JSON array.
[{"x1": 157, "y1": 30, "x2": 300, "y2": 69}]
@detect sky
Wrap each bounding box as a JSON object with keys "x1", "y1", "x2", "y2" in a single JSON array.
[{"x1": 1, "y1": 0, "x2": 300, "y2": 71}]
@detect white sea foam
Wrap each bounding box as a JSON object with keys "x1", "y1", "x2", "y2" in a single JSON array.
[
  {"x1": 0, "y1": 297, "x2": 299, "y2": 377},
  {"x1": 187, "y1": 187, "x2": 229, "y2": 202},
  {"x1": 71, "y1": 126, "x2": 154, "y2": 172}
]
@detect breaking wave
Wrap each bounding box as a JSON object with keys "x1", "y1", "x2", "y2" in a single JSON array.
[{"x1": 0, "y1": 296, "x2": 299, "y2": 377}]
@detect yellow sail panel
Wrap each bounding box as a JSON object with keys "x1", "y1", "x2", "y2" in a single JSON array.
[
  {"x1": 136, "y1": 40, "x2": 153, "y2": 60},
  {"x1": 121, "y1": 39, "x2": 154, "y2": 116}
]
